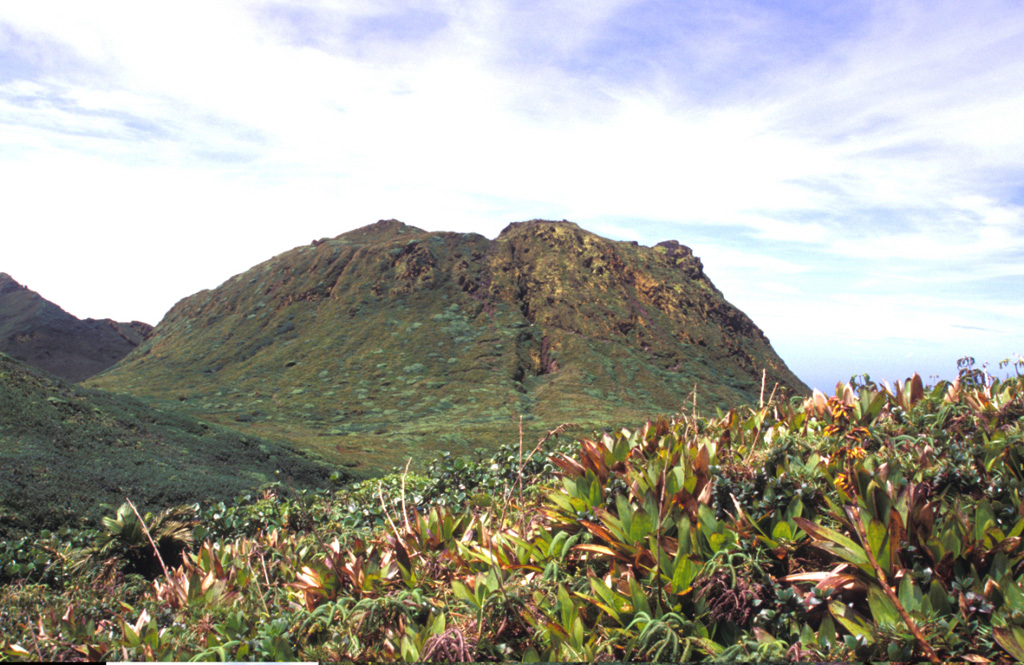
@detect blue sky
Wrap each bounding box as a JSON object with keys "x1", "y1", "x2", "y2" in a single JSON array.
[{"x1": 1, "y1": 0, "x2": 1022, "y2": 392}]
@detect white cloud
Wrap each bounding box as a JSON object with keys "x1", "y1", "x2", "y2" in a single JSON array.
[{"x1": 1, "y1": 0, "x2": 1023, "y2": 389}]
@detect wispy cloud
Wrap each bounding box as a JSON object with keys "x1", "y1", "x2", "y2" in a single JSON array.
[{"x1": 0, "y1": 0, "x2": 1021, "y2": 391}]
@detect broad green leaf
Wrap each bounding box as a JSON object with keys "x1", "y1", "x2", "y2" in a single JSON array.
[
  {"x1": 709, "y1": 532, "x2": 730, "y2": 553},
  {"x1": 485, "y1": 567, "x2": 502, "y2": 593},
  {"x1": 587, "y1": 575, "x2": 630, "y2": 624},
  {"x1": 693, "y1": 637, "x2": 724, "y2": 656},
  {"x1": 898, "y1": 574, "x2": 921, "y2": 613},
  {"x1": 819, "y1": 614, "x2": 837, "y2": 649},
  {"x1": 588, "y1": 476, "x2": 604, "y2": 509},
  {"x1": 793, "y1": 517, "x2": 868, "y2": 565},
  {"x1": 615, "y1": 494, "x2": 633, "y2": 537},
  {"x1": 400, "y1": 635, "x2": 417, "y2": 661},
  {"x1": 431, "y1": 611, "x2": 446, "y2": 635},
  {"x1": 991, "y1": 551, "x2": 1010, "y2": 582},
  {"x1": 1004, "y1": 574, "x2": 1024, "y2": 611},
  {"x1": 865, "y1": 391, "x2": 888, "y2": 422},
  {"x1": 772, "y1": 521, "x2": 793, "y2": 541},
  {"x1": 678, "y1": 517, "x2": 693, "y2": 556},
  {"x1": 548, "y1": 531, "x2": 571, "y2": 559},
  {"x1": 558, "y1": 585, "x2": 575, "y2": 629},
  {"x1": 938, "y1": 528, "x2": 962, "y2": 560},
  {"x1": 867, "y1": 585, "x2": 900, "y2": 628},
  {"x1": 975, "y1": 501, "x2": 996, "y2": 544},
  {"x1": 548, "y1": 492, "x2": 575, "y2": 514},
  {"x1": 122, "y1": 624, "x2": 141, "y2": 649},
  {"x1": 572, "y1": 616, "x2": 584, "y2": 648},
  {"x1": 994, "y1": 626, "x2": 1024, "y2": 662},
  {"x1": 919, "y1": 590, "x2": 933, "y2": 614},
  {"x1": 628, "y1": 575, "x2": 652, "y2": 617},
  {"x1": 630, "y1": 507, "x2": 653, "y2": 543},
  {"x1": 671, "y1": 557, "x2": 699, "y2": 595},
  {"x1": 866, "y1": 483, "x2": 892, "y2": 524},
  {"x1": 787, "y1": 496, "x2": 805, "y2": 521},
  {"x1": 611, "y1": 433, "x2": 630, "y2": 463},
  {"x1": 643, "y1": 493, "x2": 659, "y2": 524},
  {"x1": 828, "y1": 601, "x2": 875, "y2": 644},
  {"x1": 867, "y1": 518, "x2": 890, "y2": 575},
  {"x1": 929, "y1": 580, "x2": 952, "y2": 614},
  {"x1": 1008, "y1": 518, "x2": 1024, "y2": 540},
  {"x1": 804, "y1": 454, "x2": 821, "y2": 473},
  {"x1": 667, "y1": 467, "x2": 685, "y2": 497},
  {"x1": 697, "y1": 503, "x2": 719, "y2": 532},
  {"x1": 451, "y1": 580, "x2": 478, "y2": 610}
]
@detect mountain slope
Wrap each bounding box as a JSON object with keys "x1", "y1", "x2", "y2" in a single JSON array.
[
  {"x1": 0, "y1": 273, "x2": 153, "y2": 382},
  {"x1": 0, "y1": 352, "x2": 342, "y2": 537},
  {"x1": 89, "y1": 220, "x2": 808, "y2": 472}
]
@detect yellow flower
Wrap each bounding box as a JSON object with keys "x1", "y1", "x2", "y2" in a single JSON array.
[
  {"x1": 829, "y1": 400, "x2": 854, "y2": 422},
  {"x1": 835, "y1": 472, "x2": 853, "y2": 494},
  {"x1": 847, "y1": 446, "x2": 867, "y2": 460},
  {"x1": 845, "y1": 427, "x2": 871, "y2": 444}
]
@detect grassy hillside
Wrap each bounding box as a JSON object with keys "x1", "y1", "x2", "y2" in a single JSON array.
[
  {"x1": 88, "y1": 220, "x2": 807, "y2": 473},
  {"x1": 4, "y1": 363, "x2": 1023, "y2": 662},
  {"x1": 0, "y1": 352, "x2": 349, "y2": 537}
]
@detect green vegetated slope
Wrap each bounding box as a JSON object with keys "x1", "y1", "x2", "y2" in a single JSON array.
[
  {"x1": 0, "y1": 272, "x2": 152, "y2": 383},
  {"x1": 0, "y1": 352, "x2": 343, "y2": 537},
  {"x1": 4, "y1": 370, "x2": 1024, "y2": 662},
  {"x1": 89, "y1": 219, "x2": 807, "y2": 472}
]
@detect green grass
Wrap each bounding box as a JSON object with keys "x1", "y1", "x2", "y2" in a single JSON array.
[{"x1": 0, "y1": 353, "x2": 351, "y2": 537}]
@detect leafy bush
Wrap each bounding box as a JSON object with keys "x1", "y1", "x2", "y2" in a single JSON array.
[{"x1": 4, "y1": 365, "x2": 1024, "y2": 662}]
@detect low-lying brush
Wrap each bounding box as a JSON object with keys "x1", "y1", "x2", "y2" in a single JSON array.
[
  {"x1": 0, "y1": 352, "x2": 345, "y2": 537},
  {"x1": 3, "y1": 362, "x2": 1024, "y2": 662}
]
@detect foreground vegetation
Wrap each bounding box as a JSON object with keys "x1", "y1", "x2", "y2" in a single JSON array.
[{"x1": 3, "y1": 361, "x2": 1024, "y2": 662}]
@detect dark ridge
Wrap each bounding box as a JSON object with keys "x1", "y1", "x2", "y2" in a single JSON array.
[{"x1": 0, "y1": 273, "x2": 153, "y2": 382}]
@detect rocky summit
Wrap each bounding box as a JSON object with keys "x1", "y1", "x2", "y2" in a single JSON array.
[
  {"x1": 0, "y1": 272, "x2": 152, "y2": 382},
  {"x1": 88, "y1": 220, "x2": 808, "y2": 472}
]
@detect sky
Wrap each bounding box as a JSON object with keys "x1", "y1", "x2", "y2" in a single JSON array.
[{"x1": 1, "y1": 0, "x2": 1022, "y2": 393}]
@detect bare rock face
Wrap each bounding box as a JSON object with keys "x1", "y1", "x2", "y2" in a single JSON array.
[
  {"x1": 89, "y1": 219, "x2": 807, "y2": 472},
  {"x1": 0, "y1": 273, "x2": 152, "y2": 383}
]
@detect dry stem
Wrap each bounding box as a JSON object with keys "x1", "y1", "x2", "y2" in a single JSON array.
[
  {"x1": 849, "y1": 505, "x2": 940, "y2": 663},
  {"x1": 124, "y1": 498, "x2": 172, "y2": 581}
]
